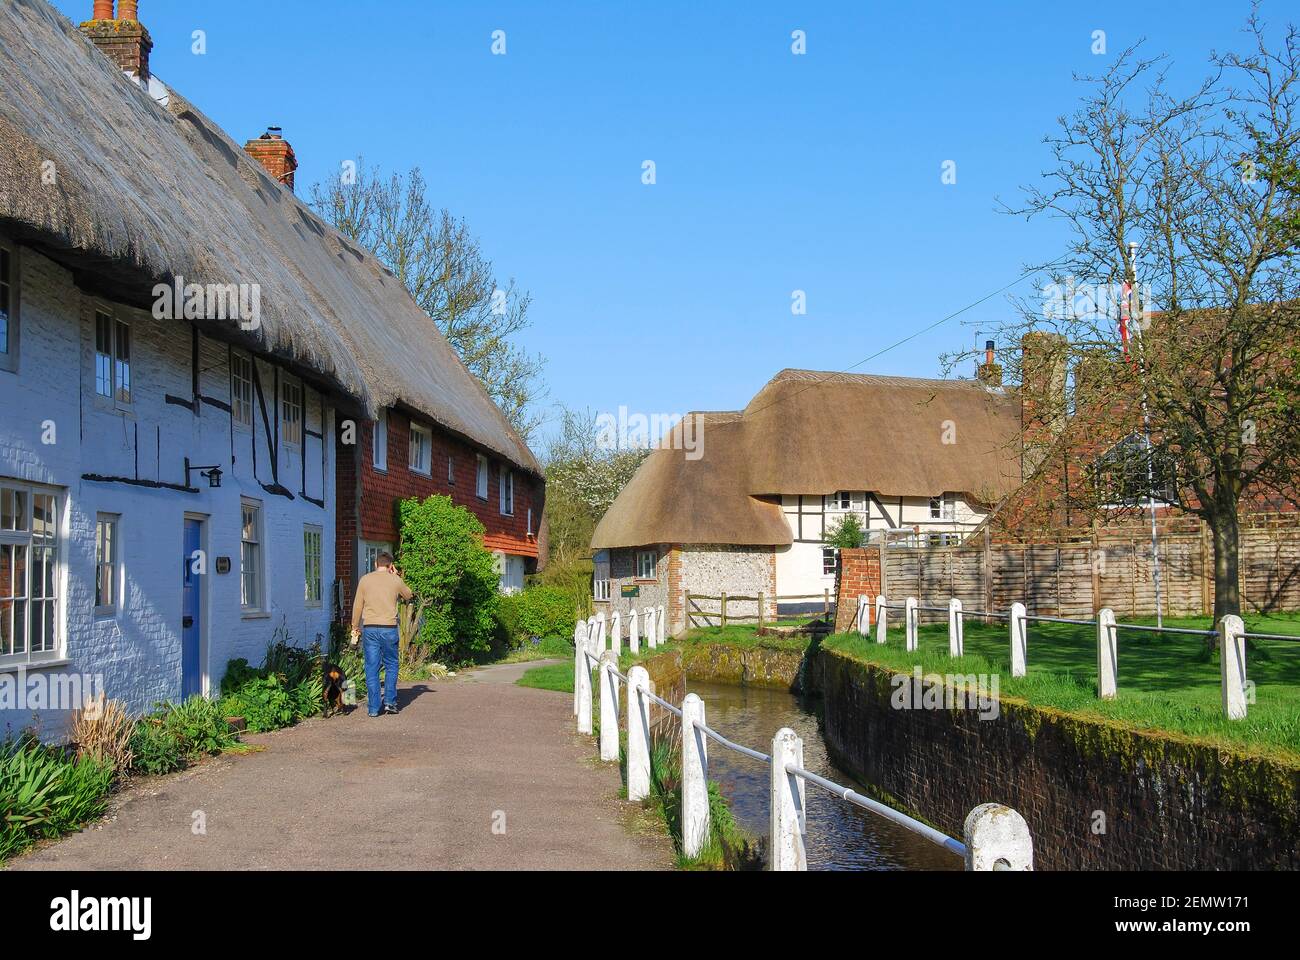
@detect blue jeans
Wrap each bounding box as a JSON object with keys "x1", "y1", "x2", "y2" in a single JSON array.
[{"x1": 362, "y1": 626, "x2": 399, "y2": 715}]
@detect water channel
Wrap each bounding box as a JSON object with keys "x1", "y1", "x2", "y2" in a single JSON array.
[{"x1": 687, "y1": 680, "x2": 960, "y2": 871}]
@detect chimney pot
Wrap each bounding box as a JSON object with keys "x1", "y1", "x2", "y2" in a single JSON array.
[{"x1": 81, "y1": 1, "x2": 152, "y2": 83}]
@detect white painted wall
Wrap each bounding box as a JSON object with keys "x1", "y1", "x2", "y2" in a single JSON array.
[
  {"x1": 774, "y1": 491, "x2": 988, "y2": 599},
  {"x1": 0, "y1": 244, "x2": 337, "y2": 741}
]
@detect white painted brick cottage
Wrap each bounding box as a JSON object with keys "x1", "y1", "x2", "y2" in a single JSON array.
[{"x1": 0, "y1": 0, "x2": 542, "y2": 739}]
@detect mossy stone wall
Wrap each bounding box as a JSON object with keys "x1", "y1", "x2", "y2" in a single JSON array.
[{"x1": 819, "y1": 648, "x2": 1300, "y2": 870}]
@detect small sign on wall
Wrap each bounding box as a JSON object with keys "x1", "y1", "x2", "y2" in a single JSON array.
[
  {"x1": 621, "y1": 584, "x2": 640, "y2": 598},
  {"x1": 215, "y1": 557, "x2": 232, "y2": 575}
]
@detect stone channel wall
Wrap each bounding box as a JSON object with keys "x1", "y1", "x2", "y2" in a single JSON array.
[{"x1": 817, "y1": 647, "x2": 1300, "y2": 870}]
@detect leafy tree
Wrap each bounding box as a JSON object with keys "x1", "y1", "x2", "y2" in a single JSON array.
[
  {"x1": 397, "y1": 495, "x2": 500, "y2": 665},
  {"x1": 973, "y1": 16, "x2": 1300, "y2": 621},
  {"x1": 310, "y1": 160, "x2": 546, "y2": 440}
]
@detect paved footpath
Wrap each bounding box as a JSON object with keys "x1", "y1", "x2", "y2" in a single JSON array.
[{"x1": 8, "y1": 661, "x2": 674, "y2": 871}]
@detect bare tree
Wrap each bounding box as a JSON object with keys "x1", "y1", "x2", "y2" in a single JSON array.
[
  {"x1": 310, "y1": 161, "x2": 546, "y2": 440},
  {"x1": 971, "y1": 14, "x2": 1300, "y2": 621}
]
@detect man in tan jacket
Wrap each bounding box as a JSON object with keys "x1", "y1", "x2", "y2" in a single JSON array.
[{"x1": 350, "y1": 552, "x2": 414, "y2": 717}]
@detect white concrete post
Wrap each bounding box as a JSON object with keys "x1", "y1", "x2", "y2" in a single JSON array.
[
  {"x1": 769, "y1": 727, "x2": 807, "y2": 871},
  {"x1": 856, "y1": 595, "x2": 870, "y2": 636},
  {"x1": 963, "y1": 803, "x2": 1033, "y2": 871},
  {"x1": 586, "y1": 616, "x2": 598, "y2": 656},
  {"x1": 905, "y1": 596, "x2": 919, "y2": 652},
  {"x1": 645, "y1": 606, "x2": 657, "y2": 649},
  {"x1": 875, "y1": 595, "x2": 887, "y2": 644},
  {"x1": 596, "y1": 611, "x2": 607, "y2": 652},
  {"x1": 576, "y1": 647, "x2": 593, "y2": 735},
  {"x1": 626, "y1": 666, "x2": 652, "y2": 801},
  {"x1": 1010, "y1": 602, "x2": 1027, "y2": 678},
  {"x1": 629, "y1": 608, "x2": 640, "y2": 655},
  {"x1": 1096, "y1": 608, "x2": 1117, "y2": 700},
  {"x1": 610, "y1": 610, "x2": 622, "y2": 653},
  {"x1": 681, "y1": 693, "x2": 710, "y2": 859},
  {"x1": 948, "y1": 598, "x2": 964, "y2": 657},
  {"x1": 1219, "y1": 614, "x2": 1248, "y2": 720},
  {"x1": 657, "y1": 604, "x2": 666, "y2": 645},
  {"x1": 573, "y1": 621, "x2": 588, "y2": 716},
  {"x1": 599, "y1": 650, "x2": 620, "y2": 761}
]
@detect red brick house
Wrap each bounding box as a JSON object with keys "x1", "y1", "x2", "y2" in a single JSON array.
[{"x1": 335, "y1": 408, "x2": 543, "y2": 624}]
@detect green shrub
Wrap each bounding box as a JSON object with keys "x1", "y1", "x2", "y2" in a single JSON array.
[
  {"x1": 498, "y1": 585, "x2": 578, "y2": 644},
  {"x1": 129, "y1": 721, "x2": 186, "y2": 777},
  {"x1": 160, "y1": 696, "x2": 238, "y2": 758},
  {"x1": 47, "y1": 754, "x2": 114, "y2": 837},
  {"x1": 220, "y1": 675, "x2": 297, "y2": 733},
  {"x1": 0, "y1": 736, "x2": 115, "y2": 861},
  {"x1": 397, "y1": 494, "x2": 501, "y2": 665},
  {"x1": 220, "y1": 632, "x2": 327, "y2": 731}
]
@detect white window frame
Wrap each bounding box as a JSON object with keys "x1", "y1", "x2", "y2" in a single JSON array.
[
  {"x1": 499, "y1": 465, "x2": 514, "y2": 516},
  {"x1": 303, "y1": 524, "x2": 323, "y2": 607},
  {"x1": 447, "y1": 453, "x2": 455, "y2": 486},
  {"x1": 240, "y1": 499, "x2": 264, "y2": 615},
  {"x1": 0, "y1": 481, "x2": 62, "y2": 666},
  {"x1": 635, "y1": 549, "x2": 657, "y2": 581},
  {"x1": 0, "y1": 239, "x2": 18, "y2": 373},
  {"x1": 362, "y1": 540, "x2": 394, "y2": 574},
  {"x1": 825, "y1": 491, "x2": 851, "y2": 512},
  {"x1": 476, "y1": 454, "x2": 489, "y2": 500},
  {"x1": 930, "y1": 493, "x2": 956, "y2": 521},
  {"x1": 230, "y1": 352, "x2": 254, "y2": 428},
  {"x1": 95, "y1": 513, "x2": 120, "y2": 616},
  {"x1": 373, "y1": 408, "x2": 388, "y2": 471},
  {"x1": 281, "y1": 376, "x2": 304, "y2": 447},
  {"x1": 93, "y1": 306, "x2": 132, "y2": 408},
  {"x1": 409, "y1": 422, "x2": 432, "y2": 476},
  {"x1": 822, "y1": 547, "x2": 838, "y2": 577}
]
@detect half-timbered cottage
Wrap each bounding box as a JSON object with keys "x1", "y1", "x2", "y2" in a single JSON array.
[
  {"x1": 0, "y1": 0, "x2": 541, "y2": 738},
  {"x1": 590, "y1": 368, "x2": 1021, "y2": 634}
]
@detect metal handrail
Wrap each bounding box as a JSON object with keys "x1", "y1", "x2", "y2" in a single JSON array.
[
  {"x1": 787, "y1": 762, "x2": 966, "y2": 857},
  {"x1": 692, "y1": 719, "x2": 772, "y2": 764},
  {"x1": 1241, "y1": 630, "x2": 1300, "y2": 642}
]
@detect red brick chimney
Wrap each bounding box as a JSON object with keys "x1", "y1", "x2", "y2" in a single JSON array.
[
  {"x1": 976, "y1": 340, "x2": 1003, "y2": 387},
  {"x1": 244, "y1": 127, "x2": 299, "y2": 193},
  {"x1": 81, "y1": 0, "x2": 152, "y2": 84}
]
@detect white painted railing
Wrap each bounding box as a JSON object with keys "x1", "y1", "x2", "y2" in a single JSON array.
[
  {"x1": 865, "y1": 594, "x2": 1268, "y2": 721},
  {"x1": 571, "y1": 624, "x2": 1033, "y2": 872}
]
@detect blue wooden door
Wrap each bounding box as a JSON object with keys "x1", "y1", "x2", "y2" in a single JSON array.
[{"x1": 181, "y1": 519, "x2": 203, "y2": 699}]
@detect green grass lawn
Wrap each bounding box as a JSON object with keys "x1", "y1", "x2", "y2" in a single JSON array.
[
  {"x1": 825, "y1": 612, "x2": 1300, "y2": 762},
  {"x1": 515, "y1": 661, "x2": 574, "y2": 692},
  {"x1": 498, "y1": 635, "x2": 574, "y2": 664}
]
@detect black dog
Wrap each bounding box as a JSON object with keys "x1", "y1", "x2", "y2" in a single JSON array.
[{"x1": 323, "y1": 662, "x2": 348, "y2": 716}]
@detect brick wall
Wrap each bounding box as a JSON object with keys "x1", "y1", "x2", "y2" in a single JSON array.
[
  {"x1": 832, "y1": 548, "x2": 882, "y2": 633},
  {"x1": 335, "y1": 407, "x2": 541, "y2": 624},
  {"x1": 334, "y1": 433, "x2": 358, "y2": 625},
  {"x1": 819, "y1": 649, "x2": 1300, "y2": 869}
]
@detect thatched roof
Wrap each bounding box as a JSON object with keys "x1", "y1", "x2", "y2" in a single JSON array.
[
  {"x1": 591, "y1": 414, "x2": 793, "y2": 550},
  {"x1": 0, "y1": 0, "x2": 538, "y2": 474},
  {"x1": 591, "y1": 369, "x2": 1021, "y2": 549}
]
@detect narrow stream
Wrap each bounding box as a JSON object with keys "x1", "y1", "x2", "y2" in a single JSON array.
[{"x1": 688, "y1": 680, "x2": 960, "y2": 871}]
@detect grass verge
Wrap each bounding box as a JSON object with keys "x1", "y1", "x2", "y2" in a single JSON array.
[{"x1": 825, "y1": 611, "x2": 1300, "y2": 762}]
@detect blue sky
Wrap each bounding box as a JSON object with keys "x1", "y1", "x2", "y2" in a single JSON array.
[{"x1": 53, "y1": 0, "x2": 1276, "y2": 442}]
